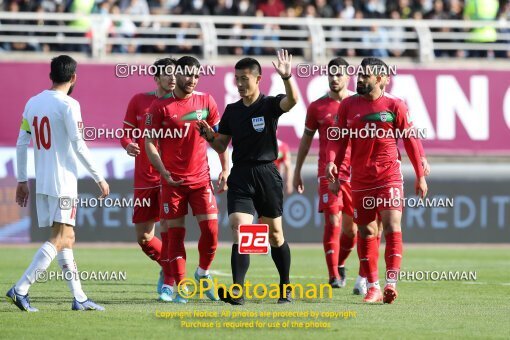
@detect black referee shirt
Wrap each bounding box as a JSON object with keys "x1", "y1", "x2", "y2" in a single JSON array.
[{"x1": 218, "y1": 93, "x2": 286, "y2": 165}]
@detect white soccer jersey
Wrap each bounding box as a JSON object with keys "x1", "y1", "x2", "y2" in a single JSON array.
[{"x1": 19, "y1": 90, "x2": 85, "y2": 197}]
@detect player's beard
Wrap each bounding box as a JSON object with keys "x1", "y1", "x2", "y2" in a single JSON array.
[
  {"x1": 356, "y1": 83, "x2": 372, "y2": 95},
  {"x1": 329, "y1": 83, "x2": 342, "y2": 93},
  {"x1": 67, "y1": 83, "x2": 75, "y2": 95}
]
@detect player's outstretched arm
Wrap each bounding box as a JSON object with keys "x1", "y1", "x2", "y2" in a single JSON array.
[
  {"x1": 293, "y1": 129, "x2": 315, "y2": 194},
  {"x1": 144, "y1": 137, "x2": 183, "y2": 186},
  {"x1": 196, "y1": 120, "x2": 231, "y2": 154},
  {"x1": 272, "y1": 49, "x2": 298, "y2": 112}
]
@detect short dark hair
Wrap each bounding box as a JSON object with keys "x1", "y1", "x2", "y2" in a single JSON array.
[
  {"x1": 176, "y1": 56, "x2": 201, "y2": 69},
  {"x1": 153, "y1": 57, "x2": 176, "y2": 77},
  {"x1": 328, "y1": 57, "x2": 349, "y2": 69},
  {"x1": 328, "y1": 57, "x2": 349, "y2": 75},
  {"x1": 360, "y1": 57, "x2": 389, "y2": 75},
  {"x1": 235, "y1": 57, "x2": 262, "y2": 76},
  {"x1": 50, "y1": 55, "x2": 77, "y2": 84}
]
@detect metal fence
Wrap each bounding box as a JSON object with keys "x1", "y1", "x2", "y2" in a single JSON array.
[{"x1": 0, "y1": 12, "x2": 508, "y2": 61}]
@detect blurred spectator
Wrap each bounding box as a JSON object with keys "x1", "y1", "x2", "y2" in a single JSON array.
[
  {"x1": 397, "y1": 0, "x2": 414, "y2": 19},
  {"x1": 340, "y1": 0, "x2": 356, "y2": 19},
  {"x1": 174, "y1": 0, "x2": 210, "y2": 15},
  {"x1": 257, "y1": 0, "x2": 285, "y2": 17},
  {"x1": 235, "y1": 0, "x2": 255, "y2": 16},
  {"x1": 362, "y1": 0, "x2": 386, "y2": 18},
  {"x1": 212, "y1": 0, "x2": 232, "y2": 15},
  {"x1": 315, "y1": 0, "x2": 334, "y2": 18},
  {"x1": 496, "y1": 0, "x2": 510, "y2": 58},
  {"x1": 303, "y1": 4, "x2": 317, "y2": 18},
  {"x1": 464, "y1": 0, "x2": 499, "y2": 58},
  {"x1": 120, "y1": 0, "x2": 150, "y2": 15},
  {"x1": 67, "y1": 0, "x2": 96, "y2": 53},
  {"x1": 387, "y1": 10, "x2": 406, "y2": 57},
  {"x1": 361, "y1": 25, "x2": 389, "y2": 57},
  {"x1": 0, "y1": 0, "x2": 505, "y2": 59},
  {"x1": 148, "y1": 0, "x2": 180, "y2": 14},
  {"x1": 173, "y1": 21, "x2": 202, "y2": 54},
  {"x1": 109, "y1": 4, "x2": 137, "y2": 53}
]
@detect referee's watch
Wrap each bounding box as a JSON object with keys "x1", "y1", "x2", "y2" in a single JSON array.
[{"x1": 281, "y1": 74, "x2": 292, "y2": 81}]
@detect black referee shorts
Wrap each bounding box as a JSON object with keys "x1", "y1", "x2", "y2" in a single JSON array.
[{"x1": 227, "y1": 162, "x2": 283, "y2": 218}]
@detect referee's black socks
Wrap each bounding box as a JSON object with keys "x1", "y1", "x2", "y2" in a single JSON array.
[
  {"x1": 271, "y1": 241, "x2": 291, "y2": 285},
  {"x1": 231, "y1": 244, "x2": 250, "y2": 286}
]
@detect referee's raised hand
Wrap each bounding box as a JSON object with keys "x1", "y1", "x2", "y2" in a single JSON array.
[{"x1": 272, "y1": 49, "x2": 292, "y2": 78}]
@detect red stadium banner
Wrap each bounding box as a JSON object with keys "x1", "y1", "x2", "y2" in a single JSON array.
[{"x1": 1, "y1": 62, "x2": 509, "y2": 154}]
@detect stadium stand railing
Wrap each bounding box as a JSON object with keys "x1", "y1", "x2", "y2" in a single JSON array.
[{"x1": 0, "y1": 12, "x2": 508, "y2": 62}]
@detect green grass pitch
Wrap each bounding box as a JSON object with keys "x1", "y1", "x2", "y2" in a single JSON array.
[{"x1": 1, "y1": 245, "x2": 509, "y2": 339}]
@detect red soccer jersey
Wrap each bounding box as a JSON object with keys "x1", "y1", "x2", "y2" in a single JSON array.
[
  {"x1": 274, "y1": 139, "x2": 289, "y2": 169},
  {"x1": 327, "y1": 92, "x2": 423, "y2": 191},
  {"x1": 306, "y1": 92, "x2": 353, "y2": 182},
  {"x1": 146, "y1": 91, "x2": 220, "y2": 188},
  {"x1": 123, "y1": 91, "x2": 161, "y2": 189}
]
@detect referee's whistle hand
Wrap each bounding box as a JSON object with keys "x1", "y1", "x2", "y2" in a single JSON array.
[
  {"x1": 196, "y1": 120, "x2": 213, "y2": 140},
  {"x1": 325, "y1": 162, "x2": 338, "y2": 183}
]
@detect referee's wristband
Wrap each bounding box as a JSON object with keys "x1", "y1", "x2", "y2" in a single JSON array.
[{"x1": 281, "y1": 74, "x2": 292, "y2": 81}]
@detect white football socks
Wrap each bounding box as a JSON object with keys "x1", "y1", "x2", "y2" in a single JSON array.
[
  {"x1": 15, "y1": 241, "x2": 58, "y2": 295},
  {"x1": 197, "y1": 266, "x2": 209, "y2": 276},
  {"x1": 367, "y1": 281, "x2": 380, "y2": 289},
  {"x1": 57, "y1": 248, "x2": 88, "y2": 302}
]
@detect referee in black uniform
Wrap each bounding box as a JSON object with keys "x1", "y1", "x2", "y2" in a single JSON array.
[{"x1": 197, "y1": 50, "x2": 298, "y2": 304}]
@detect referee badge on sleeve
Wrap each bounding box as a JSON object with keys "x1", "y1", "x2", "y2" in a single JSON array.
[{"x1": 252, "y1": 117, "x2": 265, "y2": 132}]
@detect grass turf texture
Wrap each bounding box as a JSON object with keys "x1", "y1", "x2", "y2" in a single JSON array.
[{"x1": 0, "y1": 245, "x2": 509, "y2": 339}]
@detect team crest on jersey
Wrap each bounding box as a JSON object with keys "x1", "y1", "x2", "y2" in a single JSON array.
[
  {"x1": 196, "y1": 110, "x2": 203, "y2": 121},
  {"x1": 380, "y1": 112, "x2": 388, "y2": 122},
  {"x1": 145, "y1": 113, "x2": 153, "y2": 126},
  {"x1": 322, "y1": 194, "x2": 328, "y2": 204},
  {"x1": 252, "y1": 117, "x2": 265, "y2": 132},
  {"x1": 163, "y1": 203, "x2": 169, "y2": 214}
]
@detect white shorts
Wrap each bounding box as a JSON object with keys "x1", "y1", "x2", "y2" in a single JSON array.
[{"x1": 36, "y1": 194, "x2": 77, "y2": 228}]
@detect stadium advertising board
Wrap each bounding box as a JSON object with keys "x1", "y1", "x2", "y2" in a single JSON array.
[
  {"x1": 1, "y1": 63, "x2": 509, "y2": 154},
  {"x1": 29, "y1": 176, "x2": 510, "y2": 243}
]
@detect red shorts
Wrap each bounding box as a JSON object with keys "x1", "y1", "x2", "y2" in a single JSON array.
[
  {"x1": 160, "y1": 182, "x2": 218, "y2": 219},
  {"x1": 132, "y1": 186, "x2": 161, "y2": 224},
  {"x1": 352, "y1": 184, "x2": 404, "y2": 225},
  {"x1": 318, "y1": 177, "x2": 353, "y2": 216}
]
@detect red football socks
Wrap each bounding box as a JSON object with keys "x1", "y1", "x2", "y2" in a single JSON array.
[
  {"x1": 198, "y1": 219, "x2": 218, "y2": 270},
  {"x1": 168, "y1": 227, "x2": 187, "y2": 284},
  {"x1": 323, "y1": 221, "x2": 341, "y2": 279}
]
